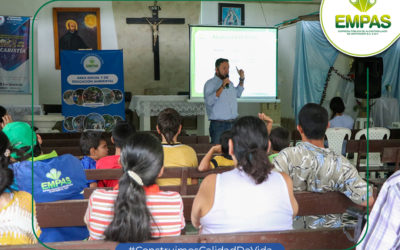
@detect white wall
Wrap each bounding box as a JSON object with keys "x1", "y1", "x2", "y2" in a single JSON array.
[
  {"x1": 201, "y1": 1, "x2": 320, "y2": 119},
  {"x1": 36, "y1": 1, "x2": 118, "y2": 105}
]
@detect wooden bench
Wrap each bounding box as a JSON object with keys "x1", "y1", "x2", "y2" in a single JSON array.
[
  {"x1": 41, "y1": 143, "x2": 213, "y2": 157},
  {"x1": 85, "y1": 167, "x2": 234, "y2": 196},
  {"x1": 292, "y1": 129, "x2": 400, "y2": 145},
  {"x1": 368, "y1": 147, "x2": 400, "y2": 190},
  {"x1": 346, "y1": 139, "x2": 400, "y2": 171},
  {"x1": 4, "y1": 228, "x2": 355, "y2": 249},
  {"x1": 40, "y1": 133, "x2": 209, "y2": 145},
  {"x1": 37, "y1": 189, "x2": 374, "y2": 231}
]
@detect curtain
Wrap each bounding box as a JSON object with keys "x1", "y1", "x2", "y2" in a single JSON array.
[{"x1": 292, "y1": 21, "x2": 339, "y2": 122}]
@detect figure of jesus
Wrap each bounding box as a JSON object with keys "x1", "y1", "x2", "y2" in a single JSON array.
[{"x1": 146, "y1": 18, "x2": 163, "y2": 47}]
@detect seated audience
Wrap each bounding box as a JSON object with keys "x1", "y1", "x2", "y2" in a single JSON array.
[
  {"x1": 3, "y1": 122, "x2": 88, "y2": 242},
  {"x1": 0, "y1": 131, "x2": 41, "y2": 245},
  {"x1": 0, "y1": 106, "x2": 12, "y2": 130},
  {"x1": 198, "y1": 130, "x2": 234, "y2": 172},
  {"x1": 268, "y1": 127, "x2": 290, "y2": 162},
  {"x1": 96, "y1": 121, "x2": 135, "y2": 188},
  {"x1": 156, "y1": 108, "x2": 198, "y2": 186},
  {"x1": 85, "y1": 133, "x2": 185, "y2": 241},
  {"x1": 80, "y1": 131, "x2": 109, "y2": 188},
  {"x1": 192, "y1": 116, "x2": 298, "y2": 234},
  {"x1": 329, "y1": 96, "x2": 354, "y2": 129},
  {"x1": 273, "y1": 103, "x2": 374, "y2": 229},
  {"x1": 329, "y1": 96, "x2": 354, "y2": 155},
  {"x1": 357, "y1": 170, "x2": 400, "y2": 250}
]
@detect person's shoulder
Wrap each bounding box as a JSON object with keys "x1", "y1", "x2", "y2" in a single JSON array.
[
  {"x1": 384, "y1": 171, "x2": 400, "y2": 187},
  {"x1": 14, "y1": 190, "x2": 32, "y2": 200},
  {"x1": 91, "y1": 188, "x2": 118, "y2": 200},
  {"x1": 204, "y1": 76, "x2": 218, "y2": 86},
  {"x1": 149, "y1": 190, "x2": 182, "y2": 199},
  {"x1": 180, "y1": 144, "x2": 197, "y2": 153},
  {"x1": 96, "y1": 155, "x2": 120, "y2": 168},
  {"x1": 344, "y1": 114, "x2": 354, "y2": 122},
  {"x1": 14, "y1": 191, "x2": 34, "y2": 211}
]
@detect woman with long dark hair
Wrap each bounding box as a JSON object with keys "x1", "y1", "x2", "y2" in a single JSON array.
[
  {"x1": 329, "y1": 97, "x2": 354, "y2": 129},
  {"x1": 0, "y1": 131, "x2": 41, "y2": 245},
  {"x1": 85, "y1": 133, "x2": 185, "y2": 242},
  {"x1": 191, "y1": 116, "x2": 298, "y2": 234}
]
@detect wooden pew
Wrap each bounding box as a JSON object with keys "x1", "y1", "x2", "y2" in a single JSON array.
[
  {"x1": 84, "y1": 167, "x2": 234, "y2": 196},
  {"x1": 40, "y1": 133, "x2": 209, "y2": 146},
  {"x1": 37, "y1": 191, "x2": 368, "y2": 227},
  {"x1": 5, "y1": 228, "x2": 355, "y2": 249},
  {"x1": 346, "y1": 139, "x2": 400, "y2": 171},
  {"x1": 41, "y1": 143, "x2": 213, "y2": 157},
  {"x1": 381, "y1": 147, "x2": 400, "y2": 172},
  {"x1": 369, "y1": 147, "x2": 400, "y2": 190}
]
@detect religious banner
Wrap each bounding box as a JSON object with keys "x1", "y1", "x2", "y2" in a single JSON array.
[
  {"x1": 0, "y1": 16, "x2": 30, "y2": 93},
  {"x1": 61, "y1": 50, "x2": 125, "y2": 132}
]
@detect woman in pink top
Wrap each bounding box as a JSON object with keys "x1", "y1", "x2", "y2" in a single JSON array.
[
  {"x1": 85, "y1": 133, "x2": 185, "y2": 242},
  {"x1": 192, "y1": 116, "x2": 298, "y2": 234}
]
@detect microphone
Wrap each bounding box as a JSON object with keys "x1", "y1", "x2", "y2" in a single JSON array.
[{"x1": 224, "y1": 74, "x2": 230, "y2": 89}]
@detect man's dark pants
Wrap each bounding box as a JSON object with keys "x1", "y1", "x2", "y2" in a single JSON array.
[{"x1": 209, "y1": 120, "x2": 234, "y2": 144}]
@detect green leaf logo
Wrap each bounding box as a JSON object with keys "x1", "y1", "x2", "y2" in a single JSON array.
[
  {"x1": 46, "y1": 168, "x2": 61, "y2": 180},
  {"x1": 350, "y1": 0, "x2": 376, "y2": 12}
]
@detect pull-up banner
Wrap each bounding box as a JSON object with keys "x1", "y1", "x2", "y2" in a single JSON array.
[
  {"x1": 0, "y1": 16, "x2": 30, "y2": 93},
  {"x1": 61, "y1": 50, "x2": 125, "y2": 132}
]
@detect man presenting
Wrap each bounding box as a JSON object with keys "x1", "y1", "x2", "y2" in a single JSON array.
[{"x1": 204, "y1": 58, "x2": 244, "y2": 144}]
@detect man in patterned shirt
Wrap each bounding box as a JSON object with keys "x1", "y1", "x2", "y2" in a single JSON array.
[{"x1": 273, "y1": 103, "x2": 374, "y2": 228}]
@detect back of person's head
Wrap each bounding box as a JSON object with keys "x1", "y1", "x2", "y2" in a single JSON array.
[
  {"x1": 80, "y1": 131, "x2": 106, "y2": 155},
  {"x1": 156, "y1": 108, "x2": 182, "y2": 145},
  {"x1": 0, "y1": 131, "x2": 13, "y2": 195},
  {"x1": 104, "y1": 132, "x2": 163, "y2": 242},
  {"x1": 0, "y1": 106, "x2": 6, "y2": 123},
  {"x1": 112, "y1": 121, "x2": 135, "y2": 149},
  {"x1": 215, "y1": 58, "x2": 229, "y2": 68},
  {"x1": 220, "y1": 130, "x2": 232, "y2": 159},
  {"x1": 2, "y1": 122, "x2": 41, "y2": 160},
  {"x1": 298, "y1": 103, "x2": 328, "y2": 140},
  {"x1": 231, "y1": 116, "x2": 272, "y2": 184},
  {"x1": 329, "y1": 97, "x2": 345, "y2": 119},
  {"x1": 270, "y1": 127, "x2": 290, "y2": 152}
]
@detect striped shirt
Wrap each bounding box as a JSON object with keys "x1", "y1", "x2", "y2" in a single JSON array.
[
  {"x1": 357, "y1": 171, "x2": 400, "y2": 250},
  {"x1": 86, "y1": 184, "x2": 185, "y2": 240}
]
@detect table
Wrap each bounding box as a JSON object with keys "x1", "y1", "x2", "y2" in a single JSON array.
[
  {"x1": 129, "y1": 95, "x2": 208, "y2": 135},
  {"x1": 3, "y1": 105, "x2": 42, "y2": 122}
]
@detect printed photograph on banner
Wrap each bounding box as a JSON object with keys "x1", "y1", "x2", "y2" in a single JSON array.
[
  {"x1": 320, "y1": 0, "x2": 400, "y2": 57},
  {"x1": 61, "y1": 50, "x2": 125, "y2": 132},
  {"x1": 53, "y1": 8, "x2": 101, "y2": 69}
]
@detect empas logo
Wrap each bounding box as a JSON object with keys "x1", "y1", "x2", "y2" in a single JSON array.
[
  {"x1": 83, "y1": 55, "x2": 101, "y2": 73},
  {"x1": 41, "y1": 168, "x2": 73, "y2": 192},
  {"x1": 320, "y1": 0, "x2": 400, "y2": 57},
  {"x1": 350, "y1": 0, "x2": 376, "y2": 12}
]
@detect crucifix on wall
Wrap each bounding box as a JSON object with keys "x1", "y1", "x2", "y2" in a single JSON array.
[{"x1": 126, "y1": 1, "x2": 185, "y2": 80}]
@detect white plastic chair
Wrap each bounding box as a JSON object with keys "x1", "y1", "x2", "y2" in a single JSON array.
[
  {"x1": 354, "y1": 127, "x2": 390, "y2": 167},
  {"x1": 325, "y1": 128, "x2": 351, "y2": 156},
  {"x1": 355, "y1": 118, "x2": 374, "y2": 129}
]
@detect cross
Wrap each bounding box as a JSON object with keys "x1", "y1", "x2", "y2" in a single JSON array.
[{"x1": 126, "y1": 1, "x2": 185, "y2": 81}]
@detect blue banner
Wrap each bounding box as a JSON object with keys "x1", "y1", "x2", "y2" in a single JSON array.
[
  {"x1": 61, "y1": 50, "x2": 125, "y2": 132},
  {"x1": 0, "y1": 16, "x2": 30, "y2": 93},
  {"x1": 116, "y1": 243, "x2": 284, "y2": 250}
]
